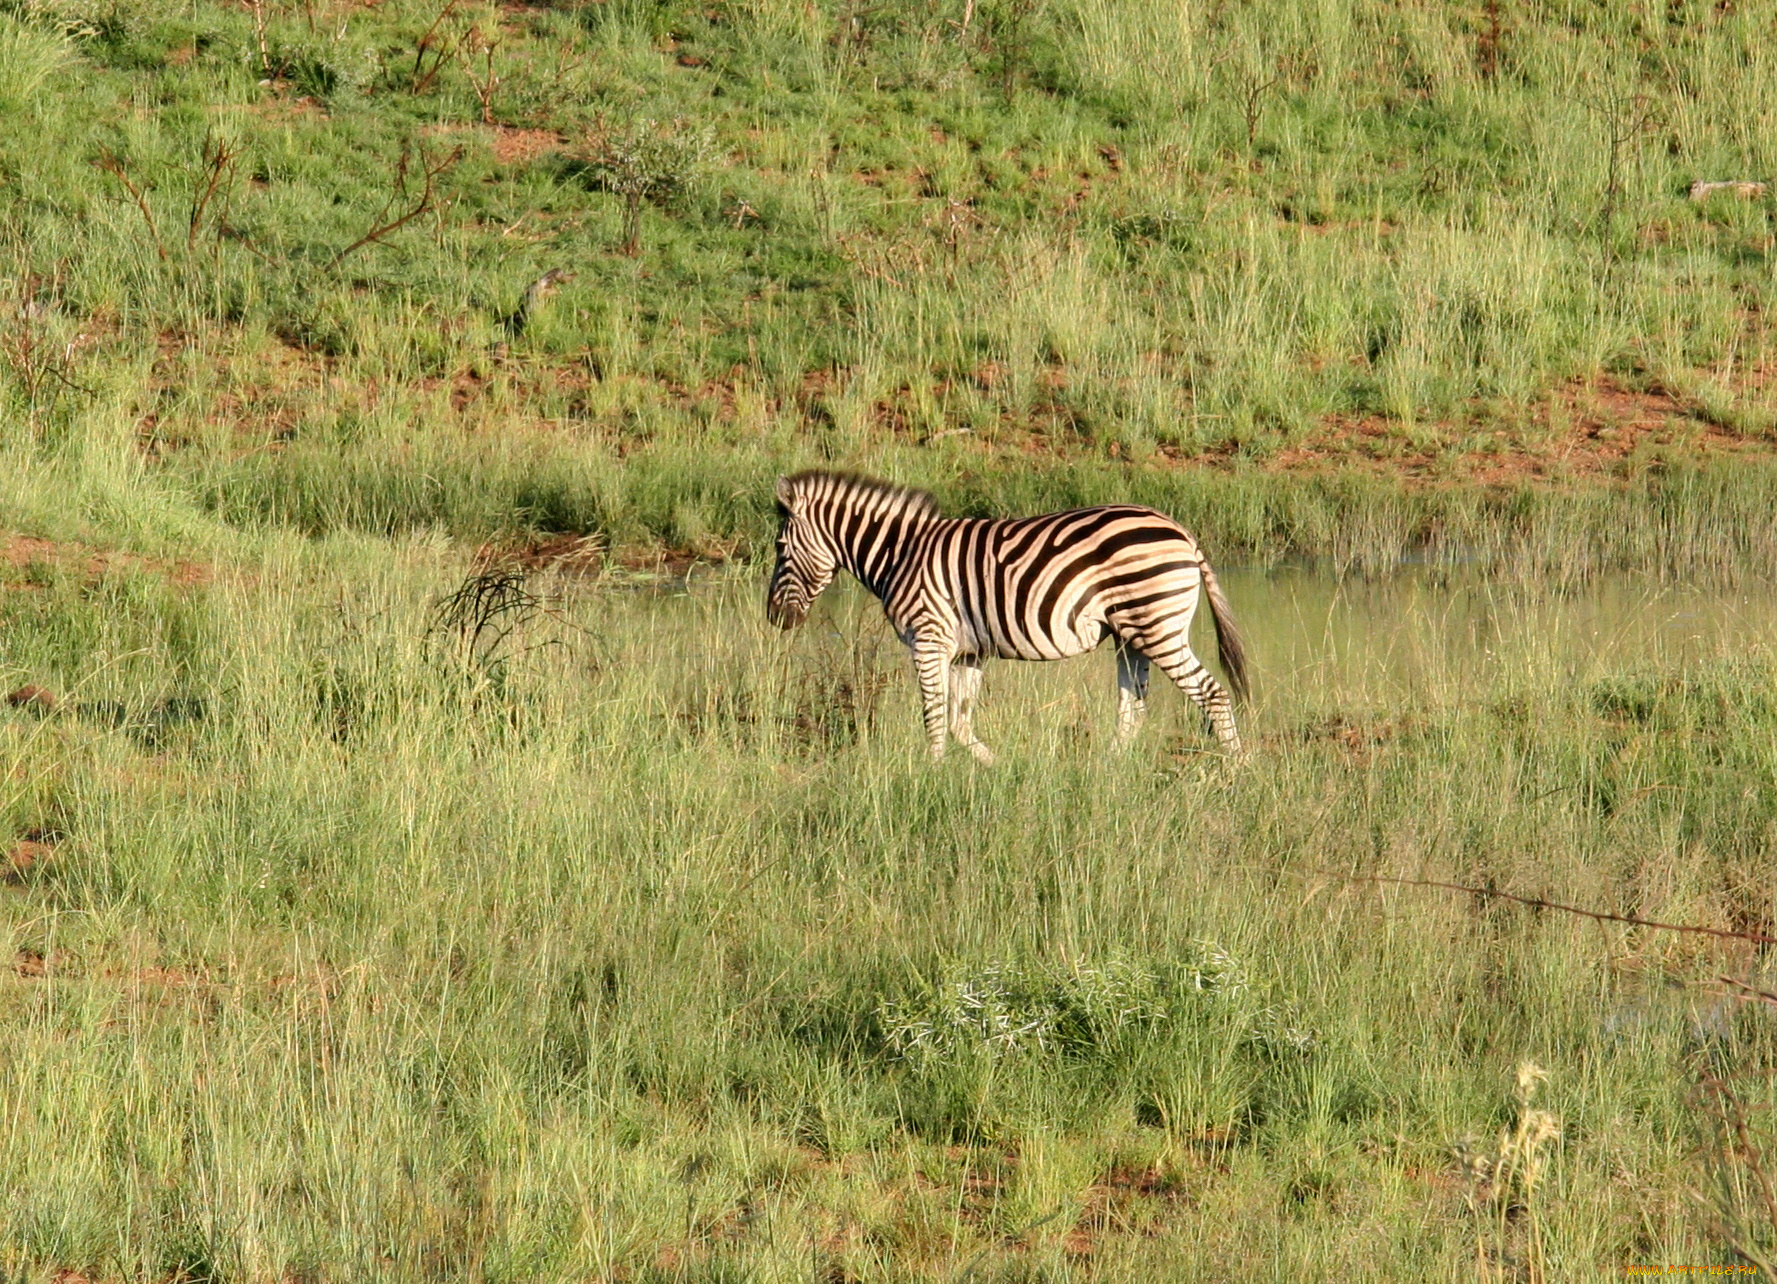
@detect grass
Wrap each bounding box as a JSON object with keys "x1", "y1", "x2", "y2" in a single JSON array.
[
  {"x1": 6, "y1": 0, "x2": 1777, "y2": 1275},
  {"x1": 6, "y1": 0, "x2": 1777, "y2": 562},
  {"x1": 1, "y1": 542, "x2": 1777, "y2": 1279}
]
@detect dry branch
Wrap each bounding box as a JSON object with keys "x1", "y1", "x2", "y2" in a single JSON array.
[
  {"x1": 1694, "y1": 1069, "x2": 1777, "y2": 1275},
  {"x1": 327, "y1": 143, "x2": 463, "y2": 269},
  {"x1": 1477, "y1": 0, "x2": 1503, "y2": 80},
  {"x1": 93, "y1": 150, "x2": 168, "y2": 261},
  {"x1": 249, "y1": 0, "x2": 272, "y2": 77},
  {"x1": 1582, "y1": 82, "x2": 1663, "y2": 228},
  {"x1": 410, "y1": 0, "x2": 468, "y2": 93},
  {"x1": 188, "y1": 132, "x2": 242, "y2": 252},
  {"x1": 460, "y1": 24, "x2": 502, "y2": 125}
]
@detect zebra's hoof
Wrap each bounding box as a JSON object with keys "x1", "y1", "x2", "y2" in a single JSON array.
[{"x1": 966, "y1": 742, "x2": 996, "y2": 766}]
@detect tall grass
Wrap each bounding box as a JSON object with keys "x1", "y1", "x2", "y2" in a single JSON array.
[
  {"x1": 175, "y1": 424, "x2": 1777, "y2": 582},
  {"x1": 4, "y1": 0, "x2": 1777, "y2": 1275},
  {"x1": 0, "y1": 541, "x2": 1774, "y2": 1278}
]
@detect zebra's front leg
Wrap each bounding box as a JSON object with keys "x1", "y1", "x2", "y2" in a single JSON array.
[
  {"x1": 949, "y1": 657, "x2": 995, "y2": 766},
  {"x1": 911, "y1": 640, "x2": 953, "y2": 761},
  {"x1": 1114, "y1": 639, "x2": 1151, "y2": 748}
]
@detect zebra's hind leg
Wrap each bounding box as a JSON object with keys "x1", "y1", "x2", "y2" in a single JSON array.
[
  {"x1": 949, "y1": 657, "x2": 995, "y2": 765},
  {"x1": 1114, "y1": 640, "x2": 1151, "y2": 748},
  {"x1": 1148, "y1": 640, "x2": 1243, "y2": 755}
]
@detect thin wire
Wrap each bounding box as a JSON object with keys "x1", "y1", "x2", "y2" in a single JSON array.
[{"x1": 1313, "y1": 869, "x2": 1777, "y2": 947}]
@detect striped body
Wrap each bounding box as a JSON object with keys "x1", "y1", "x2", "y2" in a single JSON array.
[{"x1": 767, "y1": 472, "x2": 1248, "y2": 760}]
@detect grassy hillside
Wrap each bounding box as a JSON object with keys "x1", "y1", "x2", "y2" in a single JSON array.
[{"x1": 8, "y1": 0, "x2": 1777, "y2": 562}]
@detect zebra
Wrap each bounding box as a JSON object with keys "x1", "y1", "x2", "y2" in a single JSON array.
[{"x1": 765, "y1": 471, "x2": 1249, "y2": 761}]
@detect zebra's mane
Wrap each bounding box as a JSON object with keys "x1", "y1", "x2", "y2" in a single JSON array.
[{"x1": 782, "y1": 471, "x2": 942, "y2": 519}]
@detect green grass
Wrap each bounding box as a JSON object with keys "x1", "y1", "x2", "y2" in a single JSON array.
[
  {"x1": 6, "y1": 0, "x2": 1777, "y2": 536},
  {"x1": 2, "y1": 542, "x2": 1776, "y2": 1279},
  {"x1": 8, "y1": 0, "x2": 1777, "y2": 1276}
]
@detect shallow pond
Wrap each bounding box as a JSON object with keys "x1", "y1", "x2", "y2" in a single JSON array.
[{"x1": 641, "y1": 564, "x2": 1777, "y2": 748}]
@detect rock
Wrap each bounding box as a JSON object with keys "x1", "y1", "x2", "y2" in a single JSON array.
[
  {"x1": 1690, "y1": 179, "x2": 1768, "y2": 202},
  {"x1": 5, "y1": 841, "x2": 53, "y2": 879},
  {"x1": 5, "y1": 685, "x2": 56, "y2": 713}
]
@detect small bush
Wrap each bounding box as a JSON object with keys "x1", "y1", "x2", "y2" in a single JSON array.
[
  {"x1": 878, "y1": 946, "x2": 1315, "y2": 1074},
  {"x1": 578, "y1": 116, "x2": 719, "y2": 256}
]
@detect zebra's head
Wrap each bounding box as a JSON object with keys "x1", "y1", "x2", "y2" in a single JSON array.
[{"x1": 766, "y1": 474, "x2": 839, "y2": 629}]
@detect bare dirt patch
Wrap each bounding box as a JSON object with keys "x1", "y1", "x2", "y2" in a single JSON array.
[
  {"x1": 104, "y1": 964, "x2": 215, "y2": 989},
  {"x1": 474, "y1": 531, "x2": 607, "y2": 573},
  {"x1": 0, "y1": 534, "x2": 210, "y2": 589},
  {"x1": 490, "y1": 126, "x2": 566, "y2": 165},
  {"x1": 1279, "y1": 713, "x2": 1424, "y2": 763},
  {"x1": 4, "y1": 840, "x2": 56, "y2": 883},
  {"x1": 244, "y1": 89, "x2": 329, "y2": 122},
  {"x1": 14, "y1": 948, "x2": 56, "y2": 978},
  {"x1": 1257, "y1": 376, "x2": 1775, "y2": 484},
  {"x1": 424, "y1": 123, "x2": 564, "y2": 166},
  {"x1": 7, "y1": 684, "x2": 57, "y2": 713},
  {"x1": 1064, "y1": 1165, "x2": 1194, "y2": 1259}
]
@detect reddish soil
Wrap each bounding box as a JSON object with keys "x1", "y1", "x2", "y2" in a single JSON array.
[
  {"x1": 489, "y1": 126, "x2": 566, "y2": 166},
  {"x1": 1280, "y1": 714, "x2": 1423, "y2": 762},
  {"x1": 613, "y1": 545, "x2": 722, "y2": 577},
  {"x1": 105, "y1": 965, "x2": 213, "y2": 989},
  {"x1": 4, "y1": 840, "x2": 55, "y2": 882},
  {"x1": 0, "y1": 534, "x2": 210, "y2": 589},
  {"x1": 1259, "y1": 376, "x2": 1769, "y2": 483},
  {"x1": 424, "y1": 123, "x2": 564, "y2": 166},
  {"x1": 1064, "y1": 1165, "x2": 1194, "y2": 1259},
  {"x1": 474, "y1": 531, "x2": 606, "y2": 572},
  {"x1": 246, "y1": 89, "x2": 329, "y2": 121},
  {"x1": 0, "y1": 535, "x2": 60, "y2": 571},
  {"x1": 6, "y1": 684, "x2": 57, "y2": 713}
]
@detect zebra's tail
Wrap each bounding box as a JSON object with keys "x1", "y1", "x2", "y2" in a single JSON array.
[{"x1": 1199, "y1": 557, "x2": 1250, "y2": 701}]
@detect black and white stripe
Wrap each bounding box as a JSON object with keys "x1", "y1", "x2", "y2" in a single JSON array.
[{"x1": 766, "y1": 471, "x2": 1249, "y2": 759}]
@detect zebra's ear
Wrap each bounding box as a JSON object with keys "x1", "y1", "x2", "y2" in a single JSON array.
[{"x1": 775, "y1": 475, "x2": 797, "y2": 512}]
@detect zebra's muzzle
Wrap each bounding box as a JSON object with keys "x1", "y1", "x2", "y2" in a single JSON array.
[{"x1": 766, "y1": 597, "x2": 806, "y2": 629}]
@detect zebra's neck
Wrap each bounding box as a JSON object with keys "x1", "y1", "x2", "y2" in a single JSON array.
[{"x1": 815, "y1": 492, "x2": 937, "y2": 602}]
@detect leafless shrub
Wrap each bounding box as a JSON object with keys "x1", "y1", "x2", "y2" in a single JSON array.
[
  {"x1": 1582, "y1": 76, "x2": 1664, "y2": 230},
  {"x1": 93, "y1": 148, "x2": 167, "y2": 261},
  {"x1": 93, "y1": 134, "x2": 254, "y2": 265},
  {"x1": 1477, "y1": 0, "x2": 1505, "y2": 81},
  {"x1": 1211, "y1": 43, "x2": 1284, "y2": 152},
  {"x1": 1694, "y1": 1020, "x2": 1777, "y2": 1274},
  {"x1": 458, "y1": 14, "x2": 501, "y2": 124},
  {"x1": 409, "y1": 0, "x2": 467, "y2": 93},
  {"x1": 426, "y1": 565, "x2": 557, "y2": 682},
  {"x1": 978, "y1": 0, "x2": 1044, "y2": 92},
  {"x1": 187, "y1": 130, "x2": 242, "y2": 254},
  {"x1": 327, "y1": 141, "x2": 463, "y2": 269},
  {"x1": 0, "y1": 274, "x2": 93, "y2": 430}
]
